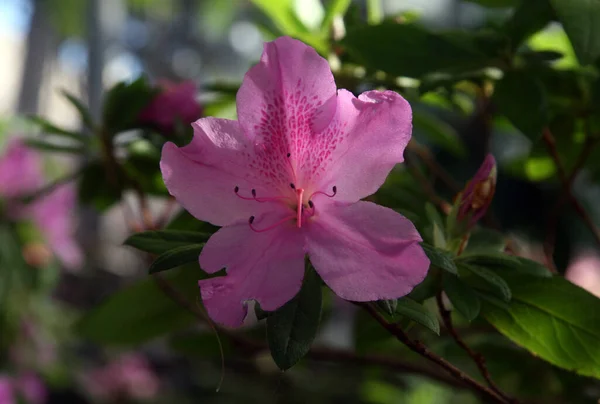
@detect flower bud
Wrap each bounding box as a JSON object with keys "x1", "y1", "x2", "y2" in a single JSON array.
[{"x1": 457, "y1": 154, "x2": 497, "y2": 228}]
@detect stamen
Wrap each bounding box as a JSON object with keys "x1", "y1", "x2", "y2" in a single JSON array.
[
  {"x1": 308, "y1": 185, "x2": 337, "y2": 200},
  {"x1": 234, "y1": 186, "x2": 288, "y2": 203},
  {"x1": 286, "y1": 153, "x2": 291, "y2": 158},
  {"x1": 296, "y1": 188, "x2": 304, "y2": 228},
  {"x1": 308, "y1": 200, "x2": 314, "y2": 208},
  {"x1": 290, "y1": 183, "x2": 295, "y2": 189},
  {"x1": 248, "y1": 215, "x2": 295, "y2": 233}
]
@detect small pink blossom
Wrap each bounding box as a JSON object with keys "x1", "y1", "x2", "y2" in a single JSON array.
[
  {"x1": 82, "y1": 354, "x2": 160, "y2": 402},
  {"x1": 457, "y1": 154, "x2": 497, "y2": 228},
  {"x1": 0, "y1": 374, "x2": 46, "y2": 404},
  {"x1": 139, "y1": 80, "x2": 202, "y2": 134},
  {"x1": 0, "y1": 138, "x2": 82, "y2": 269},
  {"x1": 160, "y1": 37, "x2": 430, "y2": 327},
  {"x1": 566, "y1": 250, "x2": 600, "y2": 297}
]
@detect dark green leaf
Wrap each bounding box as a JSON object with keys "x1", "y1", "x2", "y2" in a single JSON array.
[
  {"x1": 493, "y1": 70, "x2": 548, "y2": 141},
  {"x1": 27, "y1": 116, "x2": 87, "y2": 142},
  {"x1": 103, "y1": 77, "x2": 157, "y2": 135},
  {"x1": 421, "y1": 243, "x2": 458, "y2": 274},
  {"x1": 463, "y1": 0, "x2": 518, "y2": 7},
  {"x1": 78, "y1": 267, "x2": 202, "y2": 346},
  {"x1": 267, "y1": 268, "x2": 322, "y2": 370},
  {"x1": 458, "y1": 252, "x2": 552, "y2": 278},
  {"x1": 62, "y1": 90, "x2": 95, "y2": 130},
  {"x1": 443, "y1": 273, "x2": 481, "y2": 322},
  {"x1": 456, "y1": 252, "x2": 520, "y2": 267},
  {"x1": 413, "y1": 110, "x2": 466, "y2": 158},
  {"x1": 78, "y1": 162, "x2": 122, "y2": 211},
  {"x1": 483, "y1": 276, "x2": 600, "y2": 379},
  {"x1": 501, "y1": 0, "x2": 554, "y2": 47},
  {"x1": 463, "y1": 228, "x2": 506, "y2": 255},
  {"x1": 125, "y1": 230, "x2": 211, "y2": 255},
  {"x1": 395, "y1": 297, "x2": 440, "y2": 335},
  {"x1": 342, "y1": 22, "x2": 490, "y2": 78},
  {"x1": 149, "y1": 244, "x2": 204, "y2": 274},
  {"x1": 24, "y1": 139, "x2": 85, "y2": 154},
  {"x1": 549, "y1": 0, "x2": 600, "y2": 64},
  {"x1": 459, "y1": 263, "x2": 512, "y2": 302},
  {"x1": 376, "y1": 299, "x2": 398, "y2": 316}
]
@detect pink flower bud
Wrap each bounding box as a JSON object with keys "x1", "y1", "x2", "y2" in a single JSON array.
[
  {"x1": 139, "y1": 80, "x2": 202, "y2": 134},
  {"x1": 457, "y1": 154, "x2": 497, "y2": 228}
]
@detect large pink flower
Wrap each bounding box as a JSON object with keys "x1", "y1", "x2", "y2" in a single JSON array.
[{"x1": 160, "y1": 37, "x2": 430, "y2": 327}]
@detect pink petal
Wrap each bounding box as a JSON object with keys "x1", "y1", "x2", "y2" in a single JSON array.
[
  {"x1": 312, "y1": 89, "x2": 412, "y2": 203},
  {"x1": 31, "y1": 185, "x2": 82, "y2": 269},
  {"x1": 0, "y1": 138, "x2": 44, "y2": 199},
  {"x1": 198, "y1": 212, "x2": 306, "y2": 327},
  {"x1": 236, "y1": 36, "x2": 338, "y2": 190},
  {"x1": 161, "y1": 118, "x2": 286, "y2": 226},
  {"x1": 306, "y1": 201, "x2": 429, "y2": 301},
  {"x1": 0, "y1": 376, "x2": 14, "y2": 404}
]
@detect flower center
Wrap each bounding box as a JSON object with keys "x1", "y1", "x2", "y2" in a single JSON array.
[{"x1": 233, "y1": 184, "x2": 337, "y2": 232}]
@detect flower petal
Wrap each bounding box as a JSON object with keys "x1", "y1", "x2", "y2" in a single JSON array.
[
  {"x1": 306, "y1": 201, "x2": 429, "y2": 301},
  {"x1": 161, "y1": 117, "x2": 285, "y2": 226},
  {"x1": 198, "y1": 213, "x2": 306, "y2": 327},
  {"x1": 236, "y1": 36, "x2": 338, "y2": 190},
  {"x1": 313, "y1": 89, "x2": 412, "y2": 203}
]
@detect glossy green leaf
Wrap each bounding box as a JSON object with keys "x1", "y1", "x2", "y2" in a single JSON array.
[
  {"x1": 78, "y1": 267, "x2": 202, "y2": 346},
  {"x1": 125, "y1": 230, "x2": 211, "y2": 255},
  {"x1": 395, "y1": 297, "x2": 440, "y2": 335},
  {"x1": 483, "y1": 276, "x2": 600, "y2": 379},
  {"x1": 463, "y1": 228, "x2": 506, "y2": 255},
  {"x1": 459, "y1": 263, "x2": 512, "y2": 302},
  {"x1": 443, "y1": 273, "x2": 481, "y2": 322},
  {"x1": 342, "y1": 22, "x2": 489, "y2": 78},
  {"x1": 421, "y1": 243, "x2": 458, "y2": 274},
  {"x1": 149, "y1": 244, "x2": 204, "y2": 274},
  {"x1": 549, "y1": 0, "x2": 600, "y2": 64},
  {"x1": 103, "y1": 77, "x2": 157, "y2": 135},
  {"x1": 267, "y1": 268, "x2": 322, "y2": 370},
  {"x1": 458, "y1": 252, "x2": 552, "y2": 278},
  {"x1": 493, "y1": 70, "x2": 548, "y2": 141},
  {"x1": 24, "y1": 139, "x2": 85, "y2": 154}
]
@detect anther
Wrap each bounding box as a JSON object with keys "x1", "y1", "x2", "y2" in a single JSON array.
[
  {"x1": 308, "y1": 200, "x2": 314, "y2": 208},
  {"x1": 290, "y1": 183, "x2": 296, "y2": 189},
  {"x1": 251, "y1": 189, "x2": 256, "y2": 197},
  {"x1": 332, "y1": 186, "x2": 337, "y2": 194},
  {"x1": 249, "y1": 216, "x2": 255, "y2": 224},
  {"x1": 286, "y1": 153, "x2": 291, "y2": 158},
  {"x1": 234, "y1": 186, "x2": 239, "y2": 193}
]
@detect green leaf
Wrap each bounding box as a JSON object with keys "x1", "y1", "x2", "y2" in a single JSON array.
[
  {"x1": 493, "y1": 70, "x2": 548, "y2": 141},
  {"x1": 463, "y1": 228, "x2": 506, "y2": 255},
  {"x1": 421, "y1": 243, "x2": 458, "y2": 274},
  {"x1": 103, "y1": 77, "x2": 157, "y2": 135},
  {"x1": 342, "y1": 22, "x2": 490, "y2": 78},
  {"x1": 458, "y1": 252, "x2": 552, "y2": 278},
  {"x1": 125, "y1": 230, "x2": 211, "y2": 255},
  {"x1": 395, "y1": 297, "x2": 440, "y2": 335},
  {"x1": 549, "y1": 0, "x2": 600, "y2": 64},
  {"x1": 321, "y1": 0, "x2": 351, "y2": 31},
  {"x1": 376, "y1": 299, "x2": 398, "y2": 316},
  {"x1": 27, "y1": 116, "x2": 87, "y2": 142},
  {"x1": 149, "y1": 244, "x2": 204, "y2": 274},
  {"x1": 62, "y1": 90, "x2": 95, "y2": 130},
  {"x1": 501, "y1": 0, "x2": 555, "y2": 47},
  {"x1": 24, "y1": 139, "x2": 85, "y2": 154},
  {"x1": 78, "y1": 162, "x2": 122, "y2": 211},
  {"x1": 443, "y1": 273, "x2": 481, "y2": 322},
  {"x1": 413, "y1": 110, "x2": 466, "y2": 157},
  {"x1": 267, "y1": 268, "x2": 322, "y2": 370},
  {"x1": 77, "y1": 267, "x2": 201, "y2": 346},
  {"x1": 459, "y1": 263, "x2": 512, "y2": 302},
  {"x1": 456, "y1": 252, "x2": 520, "y2": 267},
  {"x1": 483, "y1": 276, "x2": 600, "y2": 379}
]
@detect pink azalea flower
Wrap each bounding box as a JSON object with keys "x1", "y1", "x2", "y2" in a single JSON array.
[
  {"x1": 0, "y1": 139, "x2": 82, "y2": 269},
  {"x1": 14, "y1": 373, "x2": 46, "y2": 404},
  {"x1": 139, "y1": 80, "x2": 202, "y2": 134},
  {"x1": 0, "y1": 377, "x2": 14, "y2": 404},
  {"x1": 160, "y1": 37, "x2": 430, "y2": 327},
  {"x1": 457, "y1": 154, "x2": 497, "y2": 228}
]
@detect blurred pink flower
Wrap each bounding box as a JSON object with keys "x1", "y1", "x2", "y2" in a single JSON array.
[
  {"x1": 82, "y1": 354, "x2": 160, "y2": 402},
  {"x1": 0, "y1": 374, "x2": 46, "y2": 404},
  {"x1": 457, "y1": 154, "x2": 497, "y2": 228},
  {"x1": 566, "y1": 250, "x2": 600, "y2": 297},
  {"x1": 160, "y1": 36, "x2": 429, "y2": 327},
  {"x1": 0, "y1": 377, "x2": 14, "y2": 404},
  {"x1": 0, "y1": 138, "x2": 82, "y2": 269},
  {"x1": 139, "y1": 80, "x2": 202, "y2": 134}
]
